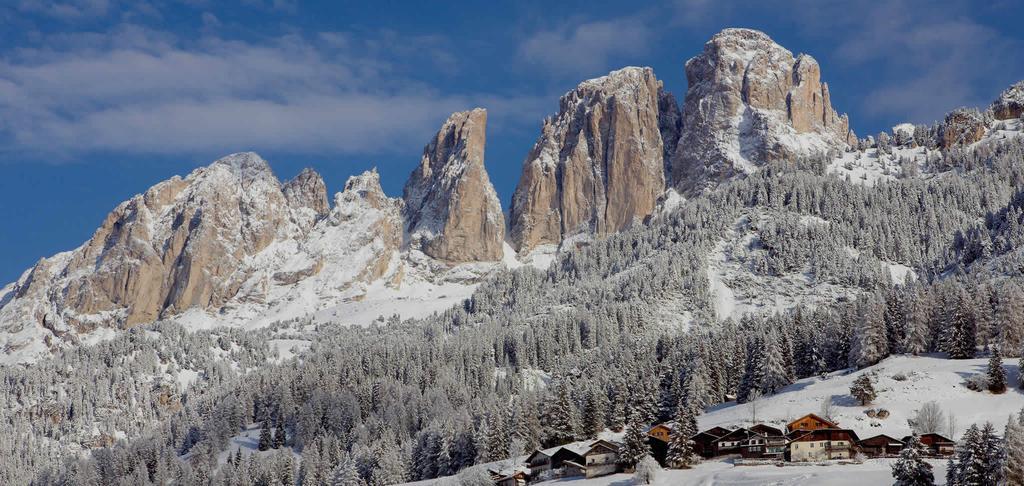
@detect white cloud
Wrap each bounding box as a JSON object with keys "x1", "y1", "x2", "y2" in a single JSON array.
[
  {"x1": 0, "y1": 25, "x2": 547, "y2": 158},
  {"x1": 16, "y1": 0, "x2": 113, "y2": 20},
  {"x1": 789, "y1": 0, "x2": 1024, "y2": 124},
  {"x1": 517, "y1": 16, "x2": 652, "y2": 77}
]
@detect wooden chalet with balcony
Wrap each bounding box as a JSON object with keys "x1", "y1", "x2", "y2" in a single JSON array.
[
  {"x1": 858, "y1": 434, "x2": 905, "y2": 457},
  {"x1": 789, "y1": 428, "x2": 860, "y2": 462},
  {"x1": 786, "y1": 413, "x2": 839, "y2": 433}
]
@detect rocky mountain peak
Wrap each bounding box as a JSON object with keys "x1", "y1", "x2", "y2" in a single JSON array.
[
  {"x1": 403, "y1": 108, "x2": 505, "y2": 262},
  {"x1": 210, "y1": 151, "x2": 276, "y2": 183},
  {"x1": 339, "y1": 169, "x2": 391, "y2": 212},
  {"x1": 992, "y1": 81, "x2": 1024, "y2": 120},
  {"x1": 671, "y1": 28, "x2": 855, "y2": 190},
  {"x1": 284, "y1": 168, "x2": 330, "y2": 217},
  {"x1": 509, "y1": 66, "x2": 677, "y2": 253}
]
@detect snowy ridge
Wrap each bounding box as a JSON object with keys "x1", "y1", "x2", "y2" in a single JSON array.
[
  {"x1": 828, "y1": 118, "x2": 1024, "y2": 186},
  {"x1": 0, "y1": 157, "x2": 537, "y2": 365}
]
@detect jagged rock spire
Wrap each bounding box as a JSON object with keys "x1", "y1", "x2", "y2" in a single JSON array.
[
  {"x1": 671, "y1": 28, "x2": 855, "y2": 190},
  {"x1": 509, "y1": 67, "x2": 678, "y2": 253},
  {"x1": 403, "y1": 108, "x2": 505, "y2": 262}
]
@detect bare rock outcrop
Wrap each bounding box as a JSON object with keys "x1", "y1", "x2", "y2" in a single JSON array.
[
  {"x1": 939, "y1": 108, "x2": 988, "y2": 148},
  {"x1": 992, "y1": 81, "x2": 1024, "y2": 120},
  {"x1": 403, "y1": 108, "x2": 505, "y2": 262},
  {"x1": 509, "y1": 67, "x2": 678, "y2": 253},
  {"x1": 1, "y1": 153, "x2": 310, "y2": 332},
  {"x1": 671, "y1": 28, "x2": 855, "y2": 190},
  {"x1": 283, "y1": 167, "x2": 330, "y2": 229}
]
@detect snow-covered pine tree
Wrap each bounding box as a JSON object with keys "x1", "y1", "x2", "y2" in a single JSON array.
[
  {"x1": 903, "y1": 288, "x2": 932, "y2": 355},
  {"x1": 949, "y1": 424, "x2": 982, "y2": 485},
  {"x1": 884, "y1": 287, "x2": 909, "y2": 355},
  {"x1": 738, "y1": 336, "x2": 765, "y2": 403},
  {"x1": 299, "y1": 440, "x2": 324, "y2": 486},
  {"x1": 666, "y1": 403, "x2": 697, "y2": 469},
  {"x1": 369, "y1": 442, "x2": 407, "y2": 485},
  {"x1": 583, "y1": 386, "x2": 608, "y2": 437},
  {"x1": 483, "y1": 409, "x2": 509, "y2": 463},
  {"x1": 620, "y1": 412, "x2": 651, "y2": 470},
  {"x1": 330, "y1": 453, "x2": 364, "y2": 486},
  {"x1": 258, "y1": 420, "x2": 273, "y2": 451},
  {"x1": 1004, "y1": 410, "x2": 1024, "y2": 485},
  {"x1": 511, "y1": 395, "x2": 542, "y2": 453},
  {"x1": 943, "y1": 288, "x2": 977, "y2": 359},
  {"x1": 849, "y1": 374, "x2": 876, "y2": 406},
  {"x1": 891, "y1": 433, "x2": 934, "y2": 486},
  {"x1": 761, "y1": 329, "x2": 793, "y2": 396},
  {"x1": 274, "y1": 418, "x2": 287, "y2": 448},
  {"x1": 988, "y1": 353, "x2": 1007, "y2": 393},
  {"x1": 279, "y1": 451, "x2": 295, "y2": 486},
  {"x1": 435, "y1": 424, "x2": 456, "y2": 478},
  {"x1": 543, "y1": 381, "x2": 580, "y2": 447},
  {"x1": 849, "y1": 295, "x2": 889, "y2": 368},
  {"x1": 995, "y1": 281, "x2": 1024, "y2": 354},
  {"x1": 979, "y1": 422, "x2": 1005, "y2": 484}
]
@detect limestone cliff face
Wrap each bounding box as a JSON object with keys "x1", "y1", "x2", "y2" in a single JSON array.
[
  {"x1": 939, "y1": 108, "x2": 988, "y2": 148},
  {"x1": 283, "y1": 167, "x2": 330, "y2": 230},
  {"x1": 671, "y1": 28, "x2": 855, "y2": 190},
  {"x1": 403, "y1": 108, "x2": 505, "y2": 262},
  {"x1": 509, "y1": 67, "x2": 678, "y2": 253},
  {"x1": 992, "y1": 81, "x2": 1024, "y2": 121},
  {"x1": 4, "y1": 153, "x2": 314, "y2": 331}
]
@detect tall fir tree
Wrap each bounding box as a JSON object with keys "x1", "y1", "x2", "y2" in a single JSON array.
[
  {"x1": 330, "y1": 453, "x2": 364, "y2": 486},
  {"x1": 543, "y1": 381, "x2": 580, "y2": 447},
  {"x1": 738, "y1": 337, "x2": 766, "y2": 403},
  {"x1": 849, "y1": 296, "x2": 889, "y2": 368},
  {"x1": 279, "y1": 451, "x2": 295, "y2": 486},
  {"x1": 944, "y1": 288, "x2": 977, "y2": 359},
  {"x1": 258, "y1": 420, "x2": 273, "y2": 452},
  {"x1": 761, "y1": 329, "x2": 793, "y2": 395},
  {"x1": 903, "y1": 290, "x2": 932, "y2": 355},
  {"x1": 891, "y1": 434, "x2": 934, "y2": 486},
  {"x1": 665, "y1": 402, "x2": 697, "y2": 469},
  {"x1": 620, "y1": 412, "x2": 652, "y2": 470},
  {"x1": 988, "y1": 353, "x2": 1007, "y2": 393},
  {"x1": 979, "y1": 422, "x2": 1005, "y2": 485},
  {"x1": 275, "y1": 418, "x2": 287, "y2": 449},
  {"x1": 1004, "y1": 409, "x2": 1024, "y2": 486},
  {"x1": 582, "y1": 386, "x2": 608, "y2": 437},
  {"x1": 948, "y1": 424, "x2": 982, "y2": 486}
]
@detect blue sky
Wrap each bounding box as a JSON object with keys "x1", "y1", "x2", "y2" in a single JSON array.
[{"x1": 1, "y1": 0, "x2": 1023, "y2": 284}]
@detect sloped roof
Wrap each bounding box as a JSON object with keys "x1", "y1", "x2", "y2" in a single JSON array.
[
  {"x1": 790, "y1": 428, "x2": 860, "y2": 443},
  {"x1": 859, "y1": 434, "x2": 904, "y2": 446},
  {"x1": 787, "y1": 413, "x2": 838, "y2": 429}
]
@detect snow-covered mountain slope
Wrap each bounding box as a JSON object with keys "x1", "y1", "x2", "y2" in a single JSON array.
[
  {"x1": 828, "y1": 118, "x2": 1024, "y2": 186},
  {"x1": 0, "y1": 157, "x2": 517, "y2": 365},
  {"x1": 700, "y1": 354, "x2": 1024, "y2": 441}
]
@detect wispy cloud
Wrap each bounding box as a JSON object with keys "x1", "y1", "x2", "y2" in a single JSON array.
[
  {"x1": 789, "y1": 0, "x2": 1024, "y2": 124},
  {"x1": 517, "y1": 16, "x2": 653, "y2": 78},
  {"x1": 0, "y1": 24, "x2": 546, "y2": 159}
]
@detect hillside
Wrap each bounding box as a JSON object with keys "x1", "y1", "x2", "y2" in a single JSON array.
[
  {"x1": 416, "y1": 355, "x2": 1019, "y2": 486},
  {"x1": 699, "y1": 354, "x2": 1024, "y2": 440}
]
